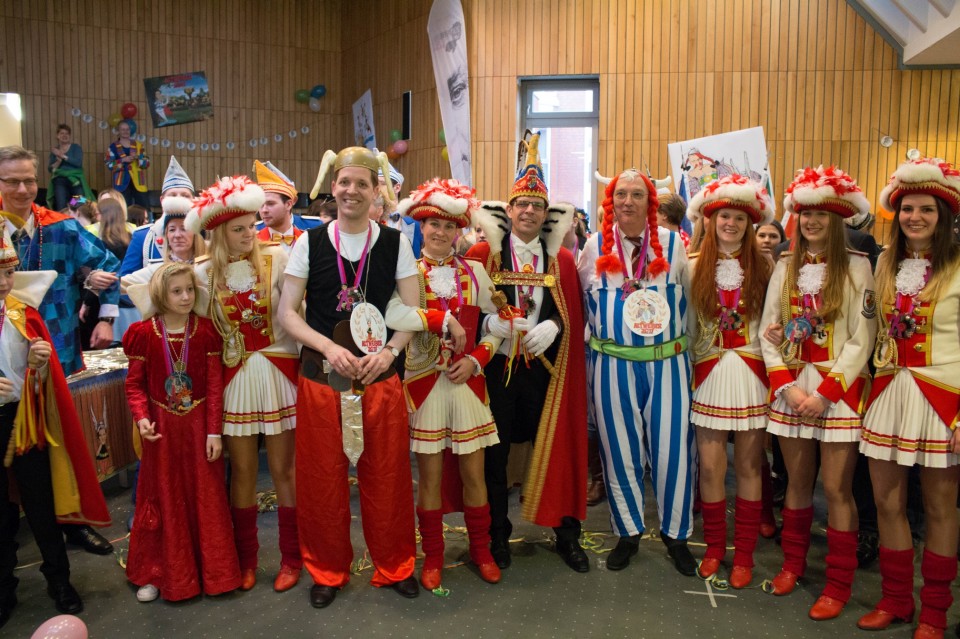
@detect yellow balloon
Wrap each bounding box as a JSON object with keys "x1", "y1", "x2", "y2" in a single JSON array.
[
  {"x1": 108, "y1": 112, "x2": 123, "y2": 127},
  {"x1": 441, "y1": 146, "x2": 449, "y2": 161}
]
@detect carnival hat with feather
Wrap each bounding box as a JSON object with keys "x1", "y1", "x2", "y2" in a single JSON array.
[
  {"x1": 155, "y1": 155, "x2": 196, "y2": 234},
  {"x1": 509, "y1": 131, "x2": 549, "y2": 204},
  {"x1": 783, "y1": 165, "x2": 871, "y2": 220},
  {"x1": 880, "y1": 157, "x2": 960, "y2": 215},
  {"x1": 255, "y1": 160, "x2": 298, "y2": 201},
  {"x1": 185, "y1": 175, "x2": 265, "y2": 233},
  {"x1": 686, "y1": 174, "x2": 774, "y2": 226},
  {"x1": 593, "y1": 167, "x2": 672, "y2": 278},
  {"x1": 309, "y1": 146, "x2": 396, "y2": 204},
  {"x1": 397, "y1": 178, "x2": 478, "y2": 229}
]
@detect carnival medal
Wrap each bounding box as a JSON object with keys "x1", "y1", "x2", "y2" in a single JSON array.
[{"x1": 623, "y1": 288, "x2": 670, "y2": 337}]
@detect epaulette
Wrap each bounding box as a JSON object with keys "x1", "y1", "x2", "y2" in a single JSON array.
[
  {"x1": 194, "y1": 255, "x2": 212, "y2": 265},
  {"x1": 687, "y1": 251, "x2": 701, "y2": 259}
]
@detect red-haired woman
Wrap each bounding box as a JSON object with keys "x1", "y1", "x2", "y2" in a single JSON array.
[
  {"x1": 686, "y1": 175, "x2": 773, "y2": 589},
  {"x1": 760, "y1": 166, "x2": 877, "y2": 620},
  {"x1": 858, "y1": 159, "x2": 960, "y2": 639}
]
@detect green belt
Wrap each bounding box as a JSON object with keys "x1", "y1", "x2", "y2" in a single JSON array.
[{"x1": 589, "y1": 334, "x2": 688, "y2": 362}]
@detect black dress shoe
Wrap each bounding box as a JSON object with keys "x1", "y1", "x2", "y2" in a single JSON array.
[
  {"x1": 0, "y1": 592, "x2": 16, "y2": 630},
  {"x1": 490, "y1": 538, "x2": 511, "y2": 569},
  {"x1": 662, "y1": 535, "x2": 697, "y2": 576},
  {"x1": 309, "y1": 585, "x2": 338, "y2": 609},
  {"x1": 64, "y1": 525, "x2": 114, "y2": 555},
  {"x1": 607, "y1": 535, "x2": 640, "y2": 571},
  {"x1": 47, "y1": 581, "x2": 83, "y2": 614},
  {"x1": 856, "y1": 531, "x2": 880, "y2": 569},
  {"x1": 556, "y1": 539, "x2": 590, "y2": 573},
  {"x1": 390, "y1": 576, "x2": 419, "y2": 599}
]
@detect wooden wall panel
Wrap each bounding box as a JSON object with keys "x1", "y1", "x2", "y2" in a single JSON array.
[
  {"x1": 338, "y1": 0, "x2": 958, "y2": 243},
  {"x1": 0, "y1": 0, "x2": 343, "y2": 196},
  {"x1": 2, "y1": 0, "x2": 957, "y2": 242}
]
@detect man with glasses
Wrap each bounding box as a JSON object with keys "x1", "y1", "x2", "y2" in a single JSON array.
[
  {"x1": 467, "y1": 132, "x2": 589, "y2": 574},
  {"x1": 0, "y1": 145, "x2": 116, "y2": 619}
]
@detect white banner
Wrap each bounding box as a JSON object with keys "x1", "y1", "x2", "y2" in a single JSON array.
[
  {"x1": 428, "y1": 0, "x2": 472, "y2": 185},
  {"x1": 667, "y1": 126, "x2": 775, "y2": 218},
  {"x1": 353, "y1": 89, "x2": 376, "y2": 150}
]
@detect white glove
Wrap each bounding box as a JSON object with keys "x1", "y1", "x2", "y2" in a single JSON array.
[
  {"x1": 486, "y1": 315, "x2": 531, "y2": 339},
  {"x1": 522, "y1": 319, "x2": 560, "y2": 356}
]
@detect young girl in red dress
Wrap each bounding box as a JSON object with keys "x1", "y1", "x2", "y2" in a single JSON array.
[{"x1": 123, "y1": 262, "x2": 240, "y2": 602}]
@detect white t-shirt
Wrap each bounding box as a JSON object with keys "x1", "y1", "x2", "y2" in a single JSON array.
[{"x1": 286, "y1": 220, "x2": 418, "y2": 281}]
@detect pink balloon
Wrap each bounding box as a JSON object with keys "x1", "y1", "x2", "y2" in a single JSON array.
[
  {"x1": 393, "y1": 140, "x2": 408, "y2": 155},
  {"x1": 31, "y1": 615, "x2": 88, "y2": 639}
]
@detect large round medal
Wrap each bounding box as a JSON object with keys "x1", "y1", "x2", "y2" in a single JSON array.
[
  {"x1": 349, "y1": 302, "x2": 387, "y2": 355},
  {"x1": 623, "y1": 289, "x2": 670, "y2": 337}
]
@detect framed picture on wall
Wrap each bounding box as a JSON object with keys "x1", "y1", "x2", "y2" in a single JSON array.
[{"x1": 143, "y1": 71, "x2": 213, "y2": 128}]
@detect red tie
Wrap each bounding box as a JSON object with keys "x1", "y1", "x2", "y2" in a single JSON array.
[{"x1": 625, "y1": 236, "x2": 643, "y2": 274}]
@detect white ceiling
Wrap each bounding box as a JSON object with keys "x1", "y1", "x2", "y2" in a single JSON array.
[{"x1": 847, "y1": 0, "x2": 960, "y2": 66}]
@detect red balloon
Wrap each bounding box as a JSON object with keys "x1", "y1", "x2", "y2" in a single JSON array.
[{"x1": 120, "y1": 103, "x2": 138, "y2": 119}]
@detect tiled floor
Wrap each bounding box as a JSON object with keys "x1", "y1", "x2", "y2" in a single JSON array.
[{"x1": 3, "y1": 455, "x2": 945, "y2": 639}]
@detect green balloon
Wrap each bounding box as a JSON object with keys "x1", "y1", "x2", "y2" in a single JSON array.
[
  {"x1": 438, "y1": 129, "x2": 446, "y2": 144},
  {"x1": 390, "y1": 129, "x2": 402, "y2": 143},
  {"x1": 295, "y1": 89, "x2": 310, "y2": 104}
]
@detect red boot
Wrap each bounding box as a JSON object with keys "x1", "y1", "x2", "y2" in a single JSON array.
[
  {"x1": 731, "y1": 497, "x2": 761, "y2": 588},
  {"x1": 231, "y1": 506, "x2": 259, "y2": 590},
  {"x1": 810, "y1": 527, "x2": 858, "y2": 619},
  {"x1": 417, "y1": 508, "x2": 445, "y2": 590},
  {"x1": 274, "y1": 506, "x2": 302, "y2": 592},
  {"x1": 858, "y1": 546, "x2": 915, "y2": 629},
  {"x1": 464, "y1": 504, "x2": 500, "y2": 584},
  {"x1": 772, "y1": 506, "x2": 813, "y2": 596},
  {"x1": 917, "y1": 549, "x2": 957, "y2": 633},
  {"x1": 699, "y1": 500, "x2": 726, "y2": 578}
]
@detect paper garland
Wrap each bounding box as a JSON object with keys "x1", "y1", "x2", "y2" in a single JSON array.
[{"x1": 67, "y1": 105, "x2": 312, "y2": 152}]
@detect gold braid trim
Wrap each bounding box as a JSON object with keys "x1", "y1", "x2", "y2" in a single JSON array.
[
  {"x1": 405, "y1": 269, "x2": 440, "y2": 372},
  {"x1": 693, "y1": 310, "x2": 720, "y2": 356},
  {"x1": 521, "y1": 258, "x2": 567, "y2": 523},
  {"x1": 778, "y1": 266, "x2": 799, "y2": 363}
]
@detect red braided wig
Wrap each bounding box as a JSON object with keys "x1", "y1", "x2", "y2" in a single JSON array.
[{"x1": 595, "y1": 171, "x2": 668, "y2": 278}]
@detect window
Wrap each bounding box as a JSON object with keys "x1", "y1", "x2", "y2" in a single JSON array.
[{"x1": 519, "y1": 78, "x2": 599, "y2": 230}]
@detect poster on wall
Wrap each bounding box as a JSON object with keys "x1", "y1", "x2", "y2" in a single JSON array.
[
  {"x1": 142, "y1": 71, "x2": 213, "y2": 128},
  {"x1": 428, "y1": 0, "x2": 472, "y2": 185},
  {"x1": 667, "y1": 126, "x2": 775, "y2": 216},
  {"x1": 353, "y1": 89, "x2": 376, "y2": 150}
]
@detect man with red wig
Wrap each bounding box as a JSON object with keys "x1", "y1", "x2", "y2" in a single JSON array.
[{"x1": 576, "y1": 168, "x2": 697, "y2": 575}]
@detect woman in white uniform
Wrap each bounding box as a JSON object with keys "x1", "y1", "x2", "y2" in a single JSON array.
[
  {"x1": 857, "y1": 158, "x2": 960, "y2": 639},
  {"x1": 760, "y1": 166, "x2": 877, "y2": 620},
  {"x1": 686, "y1": 175, "x2": 773, "y2": 589}
]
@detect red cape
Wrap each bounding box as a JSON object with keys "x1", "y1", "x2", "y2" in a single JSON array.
[
  {"x1": 451, "y1": 242, "x2": 587, "y2": 527},
  {"x1": 6, "y1": 304, "x2": 112, "y2": 527}
]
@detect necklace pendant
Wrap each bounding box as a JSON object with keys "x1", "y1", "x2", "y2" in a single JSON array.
[
  {"x1": 173, "y1": 360, "x2": 186, "y2": 374},
  {"x1": 164, "y1": 373, "x2": 194, "y2": 412},
  {"x1": 621, "y1": 278, "x2": 642, "y2": 299}
]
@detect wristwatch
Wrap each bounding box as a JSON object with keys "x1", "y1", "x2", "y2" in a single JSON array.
[
  {"x1": 98, "y1": 317, "x2": 116, "y2": 325},
  {"x1": 387, "y1": 346, "x2": 400, "y2": 358}
]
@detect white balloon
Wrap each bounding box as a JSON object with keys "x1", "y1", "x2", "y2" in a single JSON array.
[
  {"x1": 288, "y1": 130, "x2": 297, "y2": 139},
  {"x1": 176, "y1": 141, "x2": 185, "y2": 150},
  {"x1": 82, "y1": 114, "x2": 94, "y2": 123},
  {"x1": 225, "y1": 142, "x2": 235, "y2": 150},
  {"x1": 259, "y1": 136, "x2": 269, "y2": 145},
  {"x1": 249, "y1": 139, "x2": 258, "y2": 148},
  {"x1": 187, "y1": 142, "x2": 196, "y2": 151},
  {"x1": 98, "y1": 121, "x2": 108, "y2": 129},
  {"x1": 301, "y1": 126, "x2": 310, "y2": 134},
  {"x1": 149, "y1": 137, "x2": 159, "y2": 145},
  {"x1": 308, "y1": 97, "x2": 322, "y2": 112},
  {"x1": 71, "y1": 107, "x2": 82, "y2": 117},
  {"x1": 200, "y1": 143, "x2": 210, "y2": 151},
  {"x1": 161, "y1": 139, "x2": 171, "y2": 148},
  {"x1": 274, "y1": 133, "x2": 283, "y2": 142}
]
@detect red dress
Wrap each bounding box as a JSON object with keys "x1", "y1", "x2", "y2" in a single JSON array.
[{"x1": 122, "y1": 315, "x2": 241, "y2": 601}]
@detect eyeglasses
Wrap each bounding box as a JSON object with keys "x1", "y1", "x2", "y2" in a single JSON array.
[
  {"x1": 513, "y1": 200, "x2": 545, "y2": 212},
  {"x1": 0, "y1": 177, "x2": 39, "y2": 188}
]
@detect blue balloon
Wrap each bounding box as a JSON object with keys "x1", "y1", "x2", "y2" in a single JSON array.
[
  {"x1": 310, "y1": 85, "x2": 327, "y2": 99},
  {"x1": 121, "y1": 118, "x2": 137, "y2": 136}
]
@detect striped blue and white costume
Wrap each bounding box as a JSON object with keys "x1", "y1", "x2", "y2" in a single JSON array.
[{"x1": 577, "y1": 227, "x2": 695, "y2": 539}]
